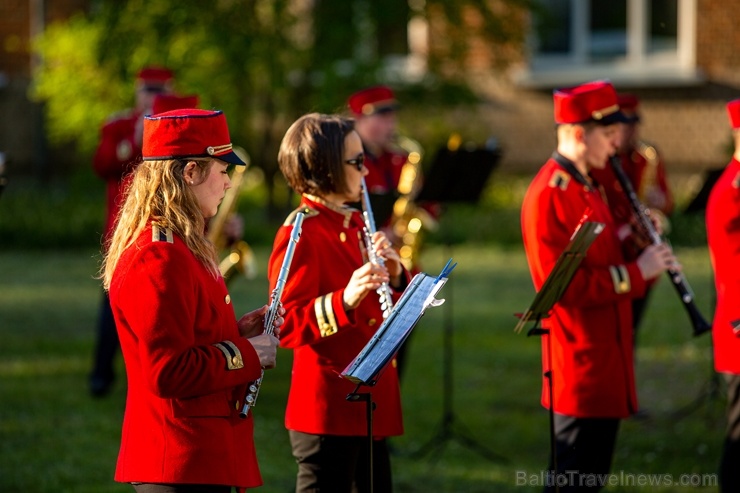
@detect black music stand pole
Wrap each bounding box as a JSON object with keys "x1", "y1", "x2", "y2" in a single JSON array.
[
  {"x1": 347, "y1": 386, "x2": 375, "y2": 493},
  {"x1": 342, "y1": 262, "x2": 456, "y2": 493},
  {"x1": 409, "y1": 140, "x2": 504, "y2": 462},
  {"x1": 514, "y1": 220, "x2": 605, "y2": 492}
]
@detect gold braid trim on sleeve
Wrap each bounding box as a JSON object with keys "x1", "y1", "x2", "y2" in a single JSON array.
[
  {"x1": 609, "y1": 265, "x2": 631, "y2": 294},
  {"x1": 314, "y1": 294, "x2": 339, "y2": 337}
]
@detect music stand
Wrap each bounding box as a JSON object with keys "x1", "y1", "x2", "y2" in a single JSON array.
[
  {"x1": 0, "y1": 152, "x2": 7, "y2": 198},
  {"x1": 683, "y1": 167, "x2": 724, "y2": 214},
  {"x1": 410, "y1": 141, "x2": 503, "y2": 462},
  {"x1": 514, "y1": 220, "x2": 605, "y2": 491},
  {"x1": 341, "y1": 261, "x2": 456, "y2": 493},
  {"x1": 673, "y1": 166, "x2": 723, "y2": 419}
]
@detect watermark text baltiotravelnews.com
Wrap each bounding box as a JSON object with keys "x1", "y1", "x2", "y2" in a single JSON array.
[{"x1": 515, "y1": 470, "x2": 718, "y2": 488}]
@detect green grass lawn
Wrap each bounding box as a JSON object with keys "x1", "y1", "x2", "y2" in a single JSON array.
[{"x1": 0, "y1": 244, "x2": 724, "y2": 492}]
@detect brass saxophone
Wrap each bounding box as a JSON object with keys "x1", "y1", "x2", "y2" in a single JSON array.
[
  {"x1": 388, "y1": 136, "x2": 437, "y2": 271},
  {"x1": 635, "y1": 140, "x2": 670, "y2": 233},
  {"x1": 207, "y1": 147, "x2": 257, "y2": 284},
  {"x1": 636, "y1": 141, "x2": 658, "y2": 205}
]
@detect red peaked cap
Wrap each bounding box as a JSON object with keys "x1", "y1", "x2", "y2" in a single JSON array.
[
  {"x1": 348, "y1": 85, "x2": 399, "y2": 116},
  {"x1": 142, "y1": 109, "x2": 245, "y2": 166},
  {"x1": 151, "y1": 94, "x2": 200, "y2": 115},
  {"x1": 136, "y1": 66, "x2": 174, "y2": 84},
  {"x1": 617, "y1": 93, "x2": 641, "y2": 123},
  {"x1": 553, "y1": 80, "x2": 627, "y2": 125},
  {"x1": 727, "y1": 99, "x2": 740, "y2": 129}
]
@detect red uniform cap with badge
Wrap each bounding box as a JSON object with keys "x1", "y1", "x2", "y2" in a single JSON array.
[
  {"x1": 151, "y1": 93, "x2": 200, "y2": 115},
  {"x1": 142, "y1": 109, "x2": 246, "y2": 166},
  {"x1": 348, "y1": 85, "x2": 399, "y2": 116},
  {"x1": 553, "y1": 80, "x2": 628, "y2": 125},
  {"x1": 727, "y1": 99, "x2": 740, "y2": 129},
  {"x1": 136, "y1": 66, "x2": 174, "y2": 93},
  {"x1": 617, "y1": 93, "x2": 641, "y2": 123}
]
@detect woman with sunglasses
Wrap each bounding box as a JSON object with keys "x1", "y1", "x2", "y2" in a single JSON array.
[{"x1": 270, "y1": 113, "x2": 409, "y2": 492}]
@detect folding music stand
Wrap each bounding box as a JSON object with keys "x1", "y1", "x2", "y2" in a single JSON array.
[
  {"x1": 341, "y1": 261, "x2": 456, "y2": 493},
  {"x1": 683, "y1": 167, "x2": 724, "y2": 214},
  {"x1": 674, "y1": 165, "x2": 723, "y2": 419},
  {"x1": 409, "y1": 141, "x2": 503, "y2": 462},
  {"x1": 514, "y1": 220, "x2": 605, "y2": 491},
  {"x1": 0, "y1": 152, "x2": 7, "y2": 198}
]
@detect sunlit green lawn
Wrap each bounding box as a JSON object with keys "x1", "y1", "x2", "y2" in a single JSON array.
[{"x1": 0, "y1": 244, "x2": 724, "y2": 492}]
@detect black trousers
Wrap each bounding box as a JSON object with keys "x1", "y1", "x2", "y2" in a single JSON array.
[
  {"x1": 544, "y1": 414, "x2": 620, "y2": 493},
  {"x1": 132, "y1": 484, "x2": 231, "y2": 493},
  {"x1": 89, "y1": 291, "x2": 119, "y2": 396},
  {"x1": 720, "y1": 373, "x2": 740, "y2": 493},
  {"x1": 289, "y1": 430, "x2": 392, "y2": 493}
]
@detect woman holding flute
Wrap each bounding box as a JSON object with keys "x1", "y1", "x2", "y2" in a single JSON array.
[
  {"x1": 269, "y1": 113, "x2": 409, "y2": 492},
  {"x1": 100, "y1": 108, "x2": 281, "y2": 493}
]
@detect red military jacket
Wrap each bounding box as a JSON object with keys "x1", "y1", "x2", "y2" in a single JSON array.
[
  {"x1": 363, "y1": 147, "x2": 407, "y2": 196},
  {"x1": 269, "y1": 195, "x2": 406, "y2": 437},
  {"x1": 362, "y1": 146, "x2": 408, "y2": 227},
  {"x1": 706, "y1": 157, "x2": 740, "y2": 374},
  {"x1": 109, "y1": 223, "x2": 264, "y2": 489},
  {"x1": 93, "y1": 110, "x2": 141, "y2": 242},
  {"x1": 521, "y1": 154, "x2": 648, "y2": 418}
]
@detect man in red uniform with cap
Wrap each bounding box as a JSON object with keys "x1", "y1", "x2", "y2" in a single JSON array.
[
  {"x1": 521, "y1": 80, "x2": 677, "y2": 491},
  {"x1": 590, "y1": 93, "x2": 674, "y2": 336},
  {"x1": 706, "y1": 99, "x2": 740, "y2": 493},
  {"x1": 89, "y1": 66, "x2": 178, "y2": 397},
  {"x1": 348, "y1": 85, "x2": 406, "y2": 224}
]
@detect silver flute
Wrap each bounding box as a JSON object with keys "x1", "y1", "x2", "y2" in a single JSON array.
[
  {"x1": 360, "y1": 177, "x2": 394, "y2": 319},
  {"x1": 239, "y1": 211, "x2": 305, "y2": 418}
]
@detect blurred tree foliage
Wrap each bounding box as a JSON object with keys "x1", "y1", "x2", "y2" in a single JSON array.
[{"x1": 30, "y1": 0, "x2": 533, "y2": 214}]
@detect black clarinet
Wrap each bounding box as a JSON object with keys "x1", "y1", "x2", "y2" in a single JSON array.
[{"x1": 609, "y1": 155, "x2": 711, "y2": 337}]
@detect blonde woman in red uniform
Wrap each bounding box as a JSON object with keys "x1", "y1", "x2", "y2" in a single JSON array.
[
  {"x1": 100, "y1": 108, "x2": 281, "y2": 493},
  {"x1": 271, "y1": 113, "x2": 409, "y2": 492}
]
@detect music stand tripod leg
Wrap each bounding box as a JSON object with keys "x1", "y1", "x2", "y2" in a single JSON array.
[{"x1": 409, "y1": 262, "x2": 507, "y2": 463}]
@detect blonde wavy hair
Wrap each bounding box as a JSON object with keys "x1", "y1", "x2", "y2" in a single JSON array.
[{"x1": 100, "y1": 158, "x2": 220, "y2": 290}]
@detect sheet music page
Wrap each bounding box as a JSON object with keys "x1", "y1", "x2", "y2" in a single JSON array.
[{"x1": 342, "y1": 271, "x2": 450, "y2": 385}]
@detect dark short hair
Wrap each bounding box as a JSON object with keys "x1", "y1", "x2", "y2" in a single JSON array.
[{"x1": 278, "y1": 113, "x2": 355, "y2": 196}]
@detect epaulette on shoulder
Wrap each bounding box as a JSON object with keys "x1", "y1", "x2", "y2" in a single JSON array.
[
  {"x1": 283, "y1": 206, "x2": 319, "y2": 226},
  {"x1": 548, "y1": 169, "x2": 571, "y2": 191},
  {"x1": 151, "y1": 224, "x2": 174, "y2": 243},
  {"x1": 636, "y1": 140, "x2": 658, "y2": 161}
]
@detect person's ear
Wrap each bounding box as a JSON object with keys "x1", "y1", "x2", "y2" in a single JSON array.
[
  {"x1": 573, "y1": 124, "x2": 586, "y2": 143},
  {"x1": 183, "y1": 161, "x2": 198, "y2": 185}
]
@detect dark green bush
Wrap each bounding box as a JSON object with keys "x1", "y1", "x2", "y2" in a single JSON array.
[{"x1": 0, "y1": 169, "x2": 709, "y2": 251}]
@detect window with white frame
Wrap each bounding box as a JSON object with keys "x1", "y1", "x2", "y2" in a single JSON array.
[{"x1": 515, "y1": 0, "x2": 702, "y2": 88}]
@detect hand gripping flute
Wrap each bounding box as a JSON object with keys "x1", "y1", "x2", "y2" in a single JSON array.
[
  {"x1": 360, "y1": 177, "x2": 394, "y2": 319},
  {"x1": 609, "y1": 155, "x2": 711, "y2": 337},
  {"x1": 239, "y1": 211, "x2": 305, "y2": 418}
]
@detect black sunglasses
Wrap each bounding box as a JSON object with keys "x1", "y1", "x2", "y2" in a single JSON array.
[{"x1": 344, "y1": 154, "x2": 365, "y2": 171}]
